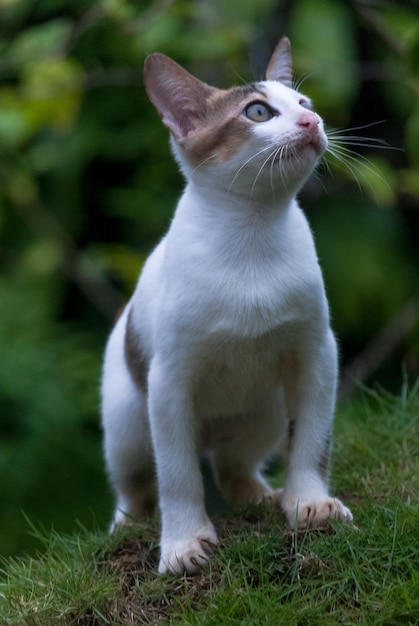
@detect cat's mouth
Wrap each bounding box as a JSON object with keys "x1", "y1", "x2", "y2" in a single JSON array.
[
  {"x1": 300, "y1": 141, "x2": 323, "y2": 157},
  {"x1": 275, "y1": 139, "x2": 324, "y2": 162}
]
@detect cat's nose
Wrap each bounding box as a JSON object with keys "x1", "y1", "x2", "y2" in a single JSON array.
[{"x1": 297, "y1": 111, "x2": 319, "y2": 130}]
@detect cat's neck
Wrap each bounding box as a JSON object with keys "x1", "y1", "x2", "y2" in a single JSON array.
[
  {"x1": 183, "y1": 175, "x2": 295, "y2": 220},
  {"x1": 174, "y1": 179, "x2": 298, "y2": 252},
  {"x1": 168, "y1": 180, "x2": 311, "y2": 283}
]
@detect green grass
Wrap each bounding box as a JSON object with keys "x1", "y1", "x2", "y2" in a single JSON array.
[{"x1": 1, "y1": 382, "x2": 418, "y2": 625}]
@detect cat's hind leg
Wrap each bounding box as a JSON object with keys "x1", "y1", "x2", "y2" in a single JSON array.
[{"x1": 101, "y1": 310, "x2": 156, "y2": 528}]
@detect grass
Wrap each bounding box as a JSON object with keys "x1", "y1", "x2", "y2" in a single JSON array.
[{"x1": 1, "y1": 382, "x2": 418, "y2": 625}]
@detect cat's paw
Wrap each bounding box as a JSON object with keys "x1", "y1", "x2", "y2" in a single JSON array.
[
  {"x1": 158, "y1": 527, "x2": 219, "y2": 575},
  {"x1": 283, "y1": 496, "x2": 353, "y2": 529}
]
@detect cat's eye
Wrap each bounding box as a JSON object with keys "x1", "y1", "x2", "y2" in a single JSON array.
[
  {"x1": 244, "y1": 102, "x2": 274, "y2": 123},
  {"x1": 299, "y1": 99, "x2": 314, "y2": 111}
]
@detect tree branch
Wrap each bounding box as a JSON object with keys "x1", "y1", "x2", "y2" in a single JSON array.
[{"x1": 339, "y1": 298, "x2": 419, "y2": 399}]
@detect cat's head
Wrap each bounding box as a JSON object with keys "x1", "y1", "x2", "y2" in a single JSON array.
[{"x1": 143, "y1": 38, "x2": 327, "y2": 200}]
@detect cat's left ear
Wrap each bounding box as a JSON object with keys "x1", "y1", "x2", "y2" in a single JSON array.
[
  {"x1": 265, "y1": 37, "x2": 293, "y2": 87},
  {"x1": 144, "y1": 53, "x2": 215, "y2": 140}
]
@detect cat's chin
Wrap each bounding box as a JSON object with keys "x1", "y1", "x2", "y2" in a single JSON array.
[
  {"x1": 272, "y1": 148, "x2": 320, "y2": 174},
  {"x1": 275, "y1": 141, "x2": 324, "y2": 164},
  {"x1": 301, "y1": 141, "x2": 324, "y2": 158},
  {"x1": 300, "y1": 142, "x2": 323, "y2": 160}
]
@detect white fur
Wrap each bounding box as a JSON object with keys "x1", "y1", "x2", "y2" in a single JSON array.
[{"x1": 101, "y1": 72, "x2": 352, "y2": 575}]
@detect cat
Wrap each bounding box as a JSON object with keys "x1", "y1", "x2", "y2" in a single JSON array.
[{"x1": 101, "y1": 37, "x2": 353, "y2": 575}]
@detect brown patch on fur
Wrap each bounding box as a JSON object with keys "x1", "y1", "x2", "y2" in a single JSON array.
[
  {"x1": 215, "y1": 471, "x2": 275, "y2": 505},
  {"x1": 124, "y1": 309, "x2": 148, "y2": 393},
  {"x1": 182, "y1": 83, "x2": 269, "y2": 165},
  {"x1": 121, "y1": 470, "x2": 157, "y2": 519}
]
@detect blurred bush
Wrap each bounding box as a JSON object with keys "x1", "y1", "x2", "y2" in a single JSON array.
[{"x1": 0, "y1": 0, "x2": 418, "y2": 555}]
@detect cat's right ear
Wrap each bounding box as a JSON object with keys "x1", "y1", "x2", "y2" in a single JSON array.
[
  {"x1": 144, "y1": 54, "x2": 214, "y2": 140},
  {"x1": 266, "y1": 37, "x2": 293, "y2": 87}
]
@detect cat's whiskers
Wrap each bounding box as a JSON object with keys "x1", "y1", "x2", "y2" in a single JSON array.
[
  {"x1": 326, "y1": 120, "x2": 391, "y2": 141},
  {"x1": 326, "y1": 136, "x2": 400, "y2": 156},
  {"x1": 324, "y1": 123, "x2": 402, "y2": 199},
  {"x1": 228, "y1": 143, "x2": 276, "y2": 195},
  {"x1": 190, "y1": 153, "x2": 218, "y2": 175},
  {"x1": 293, "y1": 71, "x2": 318, "y2": 93},
  {"x1": 269, "y1": 145, "x2": 283, "y2": 195},
  {"x1": 326, "y1": 142, "x2": 370, "y2": 194},
  {"x1": 326, "y1": 134, "x2": 393, "y2": 151},
  {"x1": 281, "y1": 144, "x2": 296, "y2": 190},
  {"x1": 280, "y1": 143, "x2": 300, "y2": 190},
  {"x1": 260, "y1": 142, "x2": 296, "y2": 195},
  {"x1": 315, "y1": 156, "x2": 330, "y2": 192},
  {"x1": 276, "y1": 145, "x2": 288, "y2": 189},
  {"x1": 326, "y1": 139, "x2": 391, "y2": 197},
  {"x1": 250, "y1": 149, "x2": 274, "y2": 197},
  {"x1": 250, "y1": 143, "x2": 281, "y2": 198}
]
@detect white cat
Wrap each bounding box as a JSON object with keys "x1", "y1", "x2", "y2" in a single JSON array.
[{"x1": 101, "y1": 37, "x2": 353, "y2": 575}]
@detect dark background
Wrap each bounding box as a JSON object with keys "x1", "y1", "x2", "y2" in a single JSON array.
[{"x1": 0, "y1": 0, "x2": 418, "y2": 556}]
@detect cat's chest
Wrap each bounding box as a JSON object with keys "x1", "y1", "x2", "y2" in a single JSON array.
[
  {"x1": 192, "y1": 329, "x2": 285, "y2": 418},
  {"x1": 167, "y1": 219, "x2": 325, "y2": 338},
  {"x1": 211, "y1": 271, "x2": 320, "y2": 338}
]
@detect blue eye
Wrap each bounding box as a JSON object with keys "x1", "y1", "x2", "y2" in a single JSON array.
[
  {"x1": 299, "y1": 99, "x2": 314, "y2": 111},
  {"x1": 244, "y1": 102, "x2": 274, "y2": 122}
]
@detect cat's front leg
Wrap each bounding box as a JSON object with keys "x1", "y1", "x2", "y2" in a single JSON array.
[
  {"x1": 281, "y1": 329, "x2": 353, "y2": 529},
  {"x1": 147, "y1": 357, "x2": 218, "y2": 574}
]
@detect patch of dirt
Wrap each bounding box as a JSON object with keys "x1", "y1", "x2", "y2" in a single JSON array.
[
  {"x1": 104, "y1": 535, "x2": 160, "y2": 585},
  {"x1": 75, "y1": 507, "x2": 338, "y2": 625}
]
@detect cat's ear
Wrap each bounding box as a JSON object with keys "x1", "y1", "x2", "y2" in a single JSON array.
[
  {"x1": 265, "y1": 37, "x2": 293, "y2": 88},
  {"x1": 144, "y1": 53, "x2": 214, "y2": 140}
]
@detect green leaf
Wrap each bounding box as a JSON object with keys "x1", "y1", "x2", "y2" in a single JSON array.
[
  {"x1": 0, "y1": 91, "x2": 28, "y2": 147},
  {"x1": 0, "y1": 0, "x2": 24, "y2": 6},
  {"x1": 7, "y1": 170, "x2": 38, "y2": 207},
  {"x1": 10, "y1": 18, "x2": 72, "y2": 63},
  {"x1": 20, "y1": 58, "x2": 83, "y2": 131},
  {"x1": 133, "y1": 3, "x2": 248, "y2": 62},
  {"x1": 372, "y1": 4, "x2": 419, "y2": 49},
  {"x1": 21, "y1": 240, "x2": 65, "y2": 277},
  {"x1": 100, "y1": 0, "x2": 135, "y2": 22},
  {"x1": 21, "y1": 57, "x2": 82, "y2": 99}
]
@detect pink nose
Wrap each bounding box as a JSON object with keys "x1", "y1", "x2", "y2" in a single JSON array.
[{"x1": 297, "y1": 111, "x2": 319, "y2": 130}]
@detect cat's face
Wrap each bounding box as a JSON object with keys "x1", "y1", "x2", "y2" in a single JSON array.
[
  {"x1": 144, "y1": 39, "x2": 327, "y2": 200},
  {"x1": 175, "y1": 80, "x2": 327, "y2": 198}
]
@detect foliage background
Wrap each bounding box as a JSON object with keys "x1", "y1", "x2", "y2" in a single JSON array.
[{"x1": 0, "y1": 0, "x2": 418, "y2": 556}]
